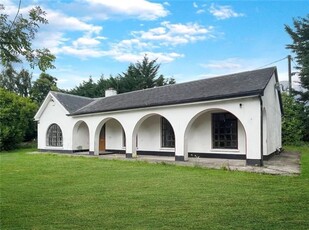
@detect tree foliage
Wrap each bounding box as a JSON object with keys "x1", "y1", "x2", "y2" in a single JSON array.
[
  {"x1": 0, "y1": 88, "x2": 38, "y2": 150},
  {"x1": 285, "y1": 15, "x2": 309, "y2": 103},
  {"x1": 0, "y1": 65, "x2": 32, "y2": 97},
  {"x1": 68, "y1": 55, "x2": 175, "y2": 97},
  {"x1": 0, "y1": 3, "x2": 55, "y2": 71},
  {"x1": 117, "y1": 55, "x2": 175, "y2": 93},
  {"x1": 31, "y1": 72, "x2": 58, "y2": 104},
  {"x1": 281, "y1": 93, "x2": 306, "y2": 145}
]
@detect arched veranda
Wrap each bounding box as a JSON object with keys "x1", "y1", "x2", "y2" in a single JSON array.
[
  {"x1": 131, "y1": 113, "x2": 175, "y2": 157},
  {"x1": 72, "y1": 120, "x2": 90, "y2": 152},
  {"x1": 94, "y1": 118, "x2": 126, "y2": 155},
  {"x1": 185, "y1": 108, "x2": 247, "y2": 159}
]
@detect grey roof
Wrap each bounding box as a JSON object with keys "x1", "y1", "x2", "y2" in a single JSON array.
[
  {"x1": 69, "y1": 67, "x2": 277, "y2": 116},
  {"x1": 50, "y1": 91, "x2": 95, "y2": 113}
]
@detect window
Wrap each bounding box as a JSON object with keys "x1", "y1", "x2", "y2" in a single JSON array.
[
  {"x1": 46, "y1": 124, "x2": 63, "y2": 147},
  {"x1": 161, "y1": 117, "x2": 175, "y2": 148},
  {"x1": 212, "y1": 113, "x2": 238, "y2": 149}
]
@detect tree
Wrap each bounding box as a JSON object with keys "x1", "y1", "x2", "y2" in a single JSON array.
[
  {"x1": 31, "y1": 73, "x2": 58, "y2": 104},
  {"x1": 0, "y1": 88, "x2": 38, "y2": 150},
  {"x1": 69, "y1": 76, "x2": 100, "y2": 98},
  {"x1": 285, "y1": 15, "x2": 309, "y2": 103},
  {"x1": 15, "y1": 69, "x2": 32, "y2": 97},
  {"x1": 0, "y1": 3, "x2": 55, "y2": 71},
  {"x1": 0, "y1": 63, "x2": 17, "y2": 92},
  {"x1": 0, "y1": 66, "x2": 32, "y2": 97},
  {"x1": 281, "y1": 93, "x2": 305, "y2": 145},
  {"x1": 118, "y1": 55, "x2": 175, "y2": 93}
]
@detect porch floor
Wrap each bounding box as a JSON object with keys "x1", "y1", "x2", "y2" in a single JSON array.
[{"x1": 74, "y1": 151, "x2": 300, "y2": 176}]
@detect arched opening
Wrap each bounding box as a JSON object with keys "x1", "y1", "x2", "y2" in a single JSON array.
[
  {"x1": 133, "y1": 113, "x2": 175, "y2": 157},
  {"x1": 94, "y1": 118, "x2": 125, "y2": 155},
  {"x1": 72, "y1": 121, "x2": 89, "y2": 153},
  {"x1": 46, "y1": 123, "x2": 63, "y2": 147},
  {"x1": 185, "y1": 109, "x2": 247, "y2": 159}
]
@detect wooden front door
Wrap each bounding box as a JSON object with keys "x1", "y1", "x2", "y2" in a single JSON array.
[{"x1": 99, "y1": 125, "x2": 105, "y2": 152}]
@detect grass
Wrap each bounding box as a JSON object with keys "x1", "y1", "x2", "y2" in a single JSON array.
[{"x1": 1, "y1": 147, "x2": 309, "y2": 229}]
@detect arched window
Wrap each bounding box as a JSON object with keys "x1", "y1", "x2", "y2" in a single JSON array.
[{"x1": 46, "y1": 124, "x2": 63, "y2": 147}]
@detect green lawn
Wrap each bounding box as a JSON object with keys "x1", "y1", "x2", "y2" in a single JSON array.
[{"x1": 1, "y1": 147, "x2": 309, "y2": 230}]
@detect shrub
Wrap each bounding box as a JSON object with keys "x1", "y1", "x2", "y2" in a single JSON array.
[
  {"x1": 281, "y1": 93, "x2": 305, "y2": 145},
  {"x1": 0, "y1": 88, "x2": 38, "y2": 150}
]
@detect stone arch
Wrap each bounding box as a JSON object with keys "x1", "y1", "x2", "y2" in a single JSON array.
[
  {"x1": 184, "y1": 107, "x2": 247, "y2": 159},
  {"x1": 131, "y1": 113, "x2": 176, "y2": 156},
  {"x1": 94, "y1": 117, "x2": 125, "y2": 155},
  {"x1": 72, "y1": 120, "x2": 90, "y2": 152}
]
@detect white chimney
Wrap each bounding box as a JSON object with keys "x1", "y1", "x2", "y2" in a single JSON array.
[{"x1": 105, "y1": 88, "x2": 117, "y2": 97}]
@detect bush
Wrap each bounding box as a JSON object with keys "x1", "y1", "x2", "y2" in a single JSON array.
[
  {"x1": 0, "y1": 88, "x2": 38, "y2": 150},
  {"x1": 281, "y1": 93, "x2": 305, "y2": 145}
]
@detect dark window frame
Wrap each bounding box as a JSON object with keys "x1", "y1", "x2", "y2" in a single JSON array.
[
  {"x1": 212, "y1": 113, "x2": 238, "y2": 149},
  {"x1": 46, "y1": 123, "x2": 63, "y2": 147},
  {"x1": 161, "y1": 117, "x2": 175, "y2": 148}
]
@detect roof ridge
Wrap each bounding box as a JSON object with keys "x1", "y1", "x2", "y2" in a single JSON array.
[
  {"x1": 50, "y1": 91, "x2": 94, "y2": 100},
  {"x1": 90, "y1": 66, "x2": 277, "y2": 100}
]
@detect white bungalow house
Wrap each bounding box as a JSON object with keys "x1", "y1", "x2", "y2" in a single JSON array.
[{"x1": 34, "y1": 67, "x2": 283, "y2": 166}]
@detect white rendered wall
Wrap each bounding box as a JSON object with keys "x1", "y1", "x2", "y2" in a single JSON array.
[
  {"x1": 137, "y1": 115, "x2": 161, "y2": 151},
  {"x1": 262, "y1": 74, "x2": 282, "y2": 155},
  {"x1": 105, "y1": 119, "x2": 124, "y2": 150},
  {"x1": 37, "y1": 93, "x2": 266, "y2": 162},
  {"x1": 73, "y1": 122, "x2": 89, "y2": 150},
  {"x1": 76, "y1": 96, "x2": 262, "y2": 161},
  {"x1": 37, "y1": 98, "x2": 74, "y2": 151},
  {"x1": 187, "y1": 112, "x2": 246, "y2": 155}
]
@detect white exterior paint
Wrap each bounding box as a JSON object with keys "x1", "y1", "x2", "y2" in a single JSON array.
[
  {"x1": 187, "y1": 112, "x2": 246, "y2": 155},
  {"x1": 35, "y1": 73, "x2": 282, "y2": 165},
  {"x1": 261, "y1": 74, "x2": 282, "y2": 156}
]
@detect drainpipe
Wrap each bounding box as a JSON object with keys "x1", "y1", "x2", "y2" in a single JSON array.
[{"x1": 259, "y1": 96, "x2": 264, "y2": 166}]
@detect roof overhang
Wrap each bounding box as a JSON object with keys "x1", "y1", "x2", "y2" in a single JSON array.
[{"x1": 34, "y1": 92, "x2": 70, "y2": 121}]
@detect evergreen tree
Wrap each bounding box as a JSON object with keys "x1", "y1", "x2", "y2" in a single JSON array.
[
  {"x1": 31, "y1": 73, "x2": 58, "y2": 104},
  {"x1": 285, "y1": 15, "x2": 309, "y2": 103}
]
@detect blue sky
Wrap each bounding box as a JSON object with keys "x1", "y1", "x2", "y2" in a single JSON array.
[{"x1": 3, "y1": 0, "x2": 307, "y2": 89}]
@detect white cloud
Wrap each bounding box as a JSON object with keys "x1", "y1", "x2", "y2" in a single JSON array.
[
  {"x1": 112, "y1": 51, "x2": 184, "y2": 63},
  {"x1": 209, "y1": 3, "x2": 244, "y2": 20},
  {"x1": 193, "y1": 2, "x2": 198, "y2": 8},
  {"x1": 163, "y1": 2, "x2": 170, "y2": 6},
  {"x1": 85, "y1": 0, "x2": 169, "y2": 20},
  {"x1": 46, "y1": 10, "x2": 102, "y2": 34},
  {"x1": 196, "y1": 9, "x2": 205, "y2": 14},
  {"x1": 60, "y1": 46, "x2": 105, "y2": 59},
  {"x1": 132, "y1": 21, "x2": 214, "y2": 46},
  {"x1": 200, "y1": 58, "x2": 242, "y2": 70}
]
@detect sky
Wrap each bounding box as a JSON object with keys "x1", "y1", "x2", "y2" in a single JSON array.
[{"x1": 2, "y1": 0, "x2": 308, "y2": 90}]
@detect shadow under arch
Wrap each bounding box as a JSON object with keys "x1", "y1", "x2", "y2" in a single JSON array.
[
  {"x1": 131, "y1": 112, "x2": 176, "y2": 157},
  {"x1": 94, "y1": 117, "x2": 125, "y2": 155},
  {"x1": 72, "y1": 120, "x2": 90, "y2": 152},
  {"x1": 184, "y1": 107, "x2": 247, "y2": 159}
]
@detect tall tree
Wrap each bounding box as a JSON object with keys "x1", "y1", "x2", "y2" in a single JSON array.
[
  {"x1": 0, "y1": 65, "x2": 32, "y2": 97},
  {"x1": 285, "y1": 15, "x2": 309, "y2": 103},
  {"x1": 69, "y1": 76, "x2": 100, "y2": 98},
  {"x1": 0, "y1": 63, "x2": 17, "y2": 92},
  {"x1": 119, "y1": 55, "x2": 175, "y2": 93},
  {"x1": 0, "y1": 2, "x2": 55, "y2": 71},
  {"x1": 31, "y1": 73, "x2": 58, "y2": 104},
  {"x1": 15, "y1": 69, "x2": 32, "y2": 97}
]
